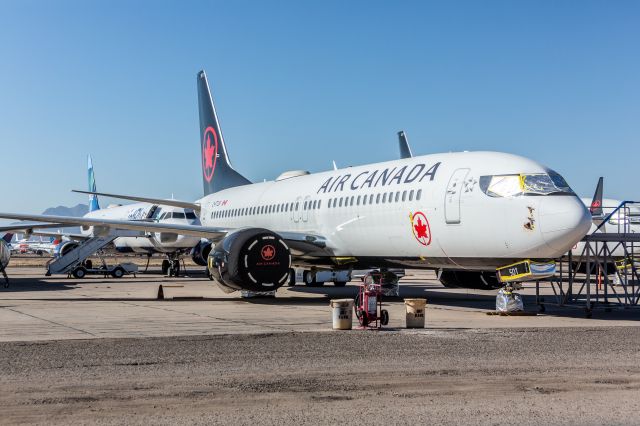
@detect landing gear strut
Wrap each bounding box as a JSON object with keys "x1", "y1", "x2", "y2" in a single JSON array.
[
  {"x1": 163, "y1": 254, "x2": 185, "y2": 277},
  {"x1": 1, "y1": 266, "x2": 8, "y2": 288}
]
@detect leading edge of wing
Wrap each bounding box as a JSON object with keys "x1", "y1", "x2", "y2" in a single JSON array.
[
  {"x1": 0, "y1": 212, "x2": 226, "y2": 239},
  {"x1": 0, "y1": 222, "x2": 69, "y2": 233},
  {"x1": 71, "y1": 190, "x2": 200, "y2": 212}
]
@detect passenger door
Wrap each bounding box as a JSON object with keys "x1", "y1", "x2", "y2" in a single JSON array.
[{"x1": 444, "y1": 168, "x2": 470, "y2": 224}]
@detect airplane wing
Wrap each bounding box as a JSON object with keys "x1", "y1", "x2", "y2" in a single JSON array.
[
  {"x1": 0, "y1": 222, "x2": 69, "y2": 233},
  {"x1": 72, "y1": 190, "x2": 200, "y2": 212},
  {"x1": 0, "y1": 212, "x2": 331, "y2": 254}
]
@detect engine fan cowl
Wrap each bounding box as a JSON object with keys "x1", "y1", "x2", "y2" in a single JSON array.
[
  {"x1": 208, "y1": 228, "x2": 291, "y2": 293},
  {"x1": 58, "y1": 242, "x2": 79, "y2": 257},
  {"x1": 191, "y1": 239, "x2": 212, "y2": 266}
]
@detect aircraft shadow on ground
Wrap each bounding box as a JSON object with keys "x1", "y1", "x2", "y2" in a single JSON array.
[
  {"x1": 279, "y1": 283, "x2": 640, "y2": 321},
  {"x1": 2, "y1": 276, "x2": 637, "y2": 320}
]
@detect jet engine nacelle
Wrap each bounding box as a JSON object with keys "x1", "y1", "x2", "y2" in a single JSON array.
[
  {"x1": 0, "y1": 240, "x2": 10, "y2": 270},
  {"x1": 155, "y1": 232, "x2": 178, "y2": 244},
  {"x1": 438, "y1": 269, "x2": 501, "y2": 290},
  {"x1": 208, "y1": 228, "x2": 291, "y2": 293},
  {"x1": 191, "y1": 239, "x2": 212, "y2": 266},
  {"x1": 58, "y1": 241, "x2": 79, "y2": 257}
]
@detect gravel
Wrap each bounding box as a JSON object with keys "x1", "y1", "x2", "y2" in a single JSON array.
[{"x1": 2, "y1": 327, "x2": 640, "y2": 425}]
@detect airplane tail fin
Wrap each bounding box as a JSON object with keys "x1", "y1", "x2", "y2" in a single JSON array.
[
  {"x1": 87, "y1": 155, "x2": 101, "y2": 212},
  {"x1": 197, "y1": 70, "x2": 251, "y2": 196},
  {"x1": 2, "y1": 233, "x2": 13, "y2": 244},
  {"x1": 398, "y1": 131, "x2": 413, "y2": 159},
  {"x1": 589, "y1": 177, "x2": 603, "y2": 216}
]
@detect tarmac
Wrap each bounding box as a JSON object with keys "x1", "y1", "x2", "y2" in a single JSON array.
[
  {"x1": 0, "y1": 266, "x2": 638, "y2": 342},
  {"x1": 1, "y1": 266, "x2": 640, "y2": 425}
]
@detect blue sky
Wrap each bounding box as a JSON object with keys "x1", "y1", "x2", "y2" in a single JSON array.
[{"x1": 1, "y1": 0, "x2": 638, "y2": 213}]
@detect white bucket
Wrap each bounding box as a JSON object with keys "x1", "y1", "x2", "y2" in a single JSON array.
[
  {"x1": 404, "y1": 298, "x2": 427, "y2": 328},
  {"x1": 330, "y1": 299, "x2": 354, "y2": 330}
]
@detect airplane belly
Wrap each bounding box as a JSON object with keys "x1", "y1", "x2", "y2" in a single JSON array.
[{"x1": 115, "y1": 236, "x2": 155, "y2": 253}]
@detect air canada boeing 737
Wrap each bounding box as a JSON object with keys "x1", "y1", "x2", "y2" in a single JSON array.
[{"x1": 0, "y1": 70, "x2": 592, "y2": 294}]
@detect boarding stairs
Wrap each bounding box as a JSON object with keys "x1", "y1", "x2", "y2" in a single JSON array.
[{"x1": 46, "y1": 235, "x2": 117, "y2": 275}]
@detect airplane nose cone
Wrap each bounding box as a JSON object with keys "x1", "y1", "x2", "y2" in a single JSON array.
[{"x1": 539, "y1": 196, "x2": 592, "y2": 254}]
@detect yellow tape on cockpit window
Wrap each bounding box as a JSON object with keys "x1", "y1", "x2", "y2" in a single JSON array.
[{"x1": 518, "y1": 174, "x2": 526, "y2": 191}]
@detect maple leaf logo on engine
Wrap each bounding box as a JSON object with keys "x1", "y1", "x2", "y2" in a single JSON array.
[
  {"x1": 411, "y1": 211, "x2": 431, "y2": 246},
  {"x1": 261, "y1": 245, "x2": 276, "y2": 261},
  {"x1": 202, "y1": 126, "x2": 218, "y2": 183}
]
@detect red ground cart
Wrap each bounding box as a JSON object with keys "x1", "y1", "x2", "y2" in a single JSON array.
[{"x1": 354, "y1": 274, "x2": 390, "y2": 329}]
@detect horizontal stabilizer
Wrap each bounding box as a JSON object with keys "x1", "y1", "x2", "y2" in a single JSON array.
[{"x1": 72, "y1": 190, "x2": 200, "y2": 212}]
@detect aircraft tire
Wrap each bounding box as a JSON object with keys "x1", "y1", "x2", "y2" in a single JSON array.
[
  {"x1": 303, "y1": 270, "x2": 317, "y2": 287},
  {"x1": 161, "y1": 259, "x2": 170, "y2": 275},
  {"x1": 287, "y1": 269, "x2": 296, "y2": 286},
  {"x1": 334, "y1": 281, "x2": 347, "y2": 287}
]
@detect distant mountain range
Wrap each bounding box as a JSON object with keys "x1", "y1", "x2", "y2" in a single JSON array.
[
  {"x1": 41, "y1": 203, "x2": 88, "y2": 234},
  {"x1": 42, "y1": 204, "x2": 88, "y2": 218}
]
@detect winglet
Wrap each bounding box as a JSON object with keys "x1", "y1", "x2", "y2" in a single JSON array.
[
  {"x1": 589, "y1": 177, "x2": 604, "y2": 216},
  {"x1": 1, "y1": 233, "x2": 13, "y2": 244},
  {"x1": 398, "y1": 131, "x2": 413, "y2": 159}
]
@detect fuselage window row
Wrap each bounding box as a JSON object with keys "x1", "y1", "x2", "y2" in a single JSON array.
[{"x1": 209, "y1": 189, "x2": 422, "y2": 219}]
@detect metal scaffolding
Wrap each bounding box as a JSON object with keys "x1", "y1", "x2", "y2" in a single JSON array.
[{"x1": 536, "y1": 201, "x2": 639, "y2": 317}]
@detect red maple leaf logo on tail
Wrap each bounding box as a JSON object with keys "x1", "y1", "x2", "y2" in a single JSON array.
[
  {"x1": 204, "y1": 134, "x2": 215, "y2": 169},
  {"x1": 202, "y1": 126, "x2": 218, "y2": 183}
]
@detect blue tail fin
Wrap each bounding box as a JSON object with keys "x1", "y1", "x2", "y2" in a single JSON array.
[{"x1": 88, "y1": 155, "x2": 101, "y2": 212}]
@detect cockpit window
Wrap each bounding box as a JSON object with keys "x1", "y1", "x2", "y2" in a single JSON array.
[
  {"x1": 185, "y1": 212, "x2": 197, "y2": 219},
  {"x1": 173, "y1": 212, "x2": 186, "y2": 219},
  {"x1": 480, "y1": 172, "x2": 574, "y2": 198}
]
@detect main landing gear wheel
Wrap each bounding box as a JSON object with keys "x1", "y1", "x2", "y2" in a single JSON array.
[
  {"x1": 334, "y1": 281, "x2": 347, "y2": 287},
  {"x1": 287, "y1": 269, "x2": 296, "y2": 287},
  {"x1": 303, "y1": 271, "x2": 324, "y2": 287}
]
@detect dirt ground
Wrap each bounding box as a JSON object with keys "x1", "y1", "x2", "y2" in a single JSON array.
[{"x1": 1, "y1": 328, "x2": 639, "y2": 425}]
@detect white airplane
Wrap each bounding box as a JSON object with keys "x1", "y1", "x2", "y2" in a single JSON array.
[
  {"x1": 73, "y1": 156, "x2": 204, "y2": 275},
  {"x1": 0, "y1": 70, "x2": 592, "y2": 294},
  {"x1": 2, "y1": 156, "x2": 204, "y2": 276}
]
